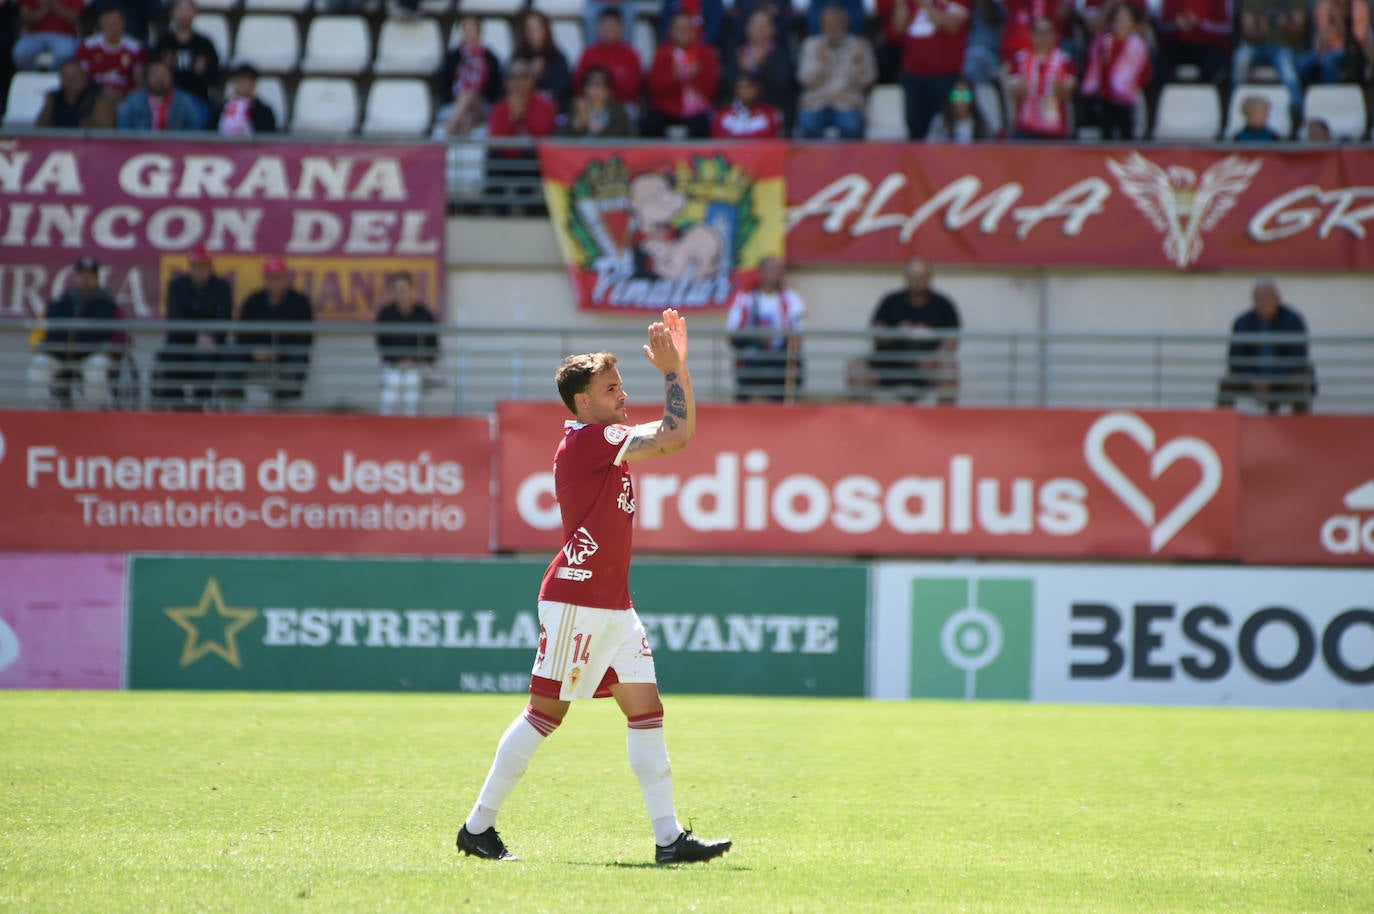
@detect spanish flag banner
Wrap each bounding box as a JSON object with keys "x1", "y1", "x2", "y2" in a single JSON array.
[{"x1": 539, "y1": 142, "x2": 787, "y2": 313}]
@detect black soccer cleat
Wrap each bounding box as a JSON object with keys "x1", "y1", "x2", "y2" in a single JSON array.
[
  {"x1": 655, "y1": 829, "x2": 732, "y2": 865},
  {"x1": 457, "y1": 824, "x2": 515, "y2": 860}
]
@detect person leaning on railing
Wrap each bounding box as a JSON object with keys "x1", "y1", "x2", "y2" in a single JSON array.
[{"x1": 1216, "y1": 279, "x2": 1316, "y2": 415}]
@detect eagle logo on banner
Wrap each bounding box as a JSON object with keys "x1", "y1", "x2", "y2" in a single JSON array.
[{"x1": 1107, "y1": 153, "x2": 1263, "y2": 269}]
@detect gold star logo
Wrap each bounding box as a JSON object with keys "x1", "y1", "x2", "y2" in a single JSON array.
[{"x1": 164, "y1": 577, "x2": 259, "y2": 669}]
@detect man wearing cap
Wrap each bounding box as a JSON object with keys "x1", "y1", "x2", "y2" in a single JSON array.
[
  {"x1": 223, "y1": 258, "x2": 314, "y2": 407},
  {"x1": 215, "y1": 63, "x2": 277, "y2": 137},
  {"x1": 29, "y1": 256, "x2": 120, "y2": 408},
  {"x1": 154, "y1": 245, "x2": 232, "y2": 410}
]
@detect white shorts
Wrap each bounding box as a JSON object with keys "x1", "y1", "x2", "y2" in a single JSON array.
[{"x1": 529, "y1": 601, "x2": 657, "y2": 701}]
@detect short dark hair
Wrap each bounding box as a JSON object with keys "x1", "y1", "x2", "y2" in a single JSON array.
[
  {"x1": 387, "y1": 270, "x2": 413, "y2": 287},
  {"x1": 556, "y1": 352, "x2": 618, "y2": 415},
  {"x1": 597, "y1": 6, "x2": 622, "y2": 22}
]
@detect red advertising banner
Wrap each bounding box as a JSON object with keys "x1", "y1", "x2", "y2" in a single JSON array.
[
  {"x1": 539, "y1": 142, "x2": 787, "y2": 312},
  {"x1": 0, "y1": 137, "x2": 446, "y2": 319},
  {"x1": 1239, "y1": 416, "x2": 1374, "y2": 566},
  {"x1": 496, "y1": 402, "x2": 1240, "y2": 559},
  {"x1": 0, "y1": 412, "x2": 491, "y2": 555},
  {"x1": 785, "y1": 144, "x2": 1374, "y2": 271}
]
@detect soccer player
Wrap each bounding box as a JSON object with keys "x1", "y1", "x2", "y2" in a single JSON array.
[{"x1": 457, "y1": 308, "x2": 732, "y2": 866}]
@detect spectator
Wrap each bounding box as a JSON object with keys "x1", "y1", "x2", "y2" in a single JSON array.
[
  {"x1": 223, "y1": 258, "x2": 314, "y2": 407},
  {"x1": 1307, "y1": 0, "x2": 1372, "y2": 84},
  {"x1": 35, "y1": 57, "x2": 117, "y2": 126},
  {"x1": 486, "y1": 57, "x2": 559, "y2": 213},
  {"x1": 151, "y1": 0, "x2": 218, "y2": 115},
  {"x1": 1232, "y1": 94, "x2": 1280, "y2": 140},
  {"x1": 1233, "y1": 0, "x2": 1306, "y2": 111},
  {"x1": 643, "y1": 11, "x2": 720, "y2": 137},
  {"x1": 927, "y1": 76, "x2": 994, "y2": 140},
  {"x1": 1303, "y1": 116, "x2": 1333, "y2": 141},
  {"x1": 724, "y1": 8, "x2": 796, "y2": 125},
  {"x1": 215, "y1": 63, "x2": 276, "y2": 136},
  {"x1": 513, "y1": 9, "x2": 573, "y2": 112},
  {"x1": 29, "y1": 256, "x2": 119, "y2": 409},
  {"x1": 562, "y1": 64, "x2": 632, "y2": 137},
  {"x1": 432, "y1": 15, "x2": 503, "y2": 139},
  {"x1": 1080, "y1": 3, "x2": 1151, "y2": 140},
  {"x1": 574, "y1": 6, "x2": 642, "y2": 110},
  {"x1": 77, "y1": 6, "x2": 145, "y2": 100},
  {"x1": 712, "y1": 71, "x2": 783, "y2": 137},
  {"x1": 583, "y1": 0, "x2": 633, "y2": 47},
  {"x1": 850, "y1": 258, "x2": 961, "y2": 405},
  {"x1": 1156, "y1": 0, "x2": 1234, "y2": 86},
  {"x1": 12, "y1": 0, "x2": 81, "y2": 71},
  {"x1": 0, "y1": 3, "x2": 13, "y2": 123},
  {"x1": 660, "y1": 0, "x2": 725, "y2": 48},
  {"x1": 963, "y1": 0, "x2": 1004, "y2": 84},
  {"x1": 87, "y1": 0, "x2": 164, "y2": 48},
  {"x1": 726, "y1": 257, "x2": 804, "y2": 403},
  {"x1": 1005, "y1": 15, "x2": 1077, "y2": 140},
  {"x1": 893, "y1": 0, "x2": 973, "y2": 139},
  {"x1": 375, "y1": 272, "x2": 439, "y2": 417},
  {"x1": 1001, "y1": 0, "x2": 1067, "y2": 62},
  {"x1": 1217, "y1": 279, "x2": 1314, "y2": 414},
  {"x1": 806, "y1": 0, "x2": 866, "y2": 36},
  {"x1": 117, "y1": 59, "x2": 204, "y2": 130},
  {"x1": 722, "y1": 0, "x2": 798, "y2": 58},
  {"x1": 153, "y1": 245, "x2": 231, "y2": 410},
  {"x1": 796, "y1": 2, "x2": 877, "y2": 139}
]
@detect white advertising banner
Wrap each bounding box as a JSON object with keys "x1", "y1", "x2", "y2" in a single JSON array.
[{"x1": 871, "y1": 563, "x2": 1374, "y2": 709}]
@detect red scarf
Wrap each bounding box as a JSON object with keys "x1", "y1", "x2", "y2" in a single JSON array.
[
  {"x1": 150, "y1": 91, "x2": 173, "y2": 130},
  {"x1": 1014, "y1": 47, "x2": 1071, "y2": 135}
]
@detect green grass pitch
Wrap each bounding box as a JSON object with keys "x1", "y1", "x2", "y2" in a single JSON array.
[{"x1": 2, "y1": 692, "x2": 1371, "y2": 914}]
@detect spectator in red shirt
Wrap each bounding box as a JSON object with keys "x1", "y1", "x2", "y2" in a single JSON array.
[
  {"x1": 1080, "y1": 2, "x2": 1151, "y2": 139},
  {"x1": 1005, "y1": 15, "x2": 1077, "y2": 139},
  {"x1": 486, "y1": 58, "x2": 560, "y2": 214},
  {"x1": 13, "y1": 0, "x2": 81, "y2": 70},
  {"x1": 642, "y1": 11, "x2": 721, "y2": 138},
  {"x1": 77, "y1": 6, "x2": 145, "y2": 99},
  {"x1": 1157, "y1": 0, "x2": 1234, "y2": 85},
  {"x1": 893, "y1": 0, "x2": 973, "y2": 139},
  {"x1": 575, "y1": 7, "x2": 643, "y2": 110},
  {"x1": 712, "y1": 71, "x2": 783, "y2": 137}
]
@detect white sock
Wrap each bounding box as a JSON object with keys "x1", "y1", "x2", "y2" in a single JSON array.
[
  {"x1": 627, "y1": 713, "x2": 682, "y2": 846},
  {"x1": 465, "y1": 706, "x2": 560, "y2": 832}
]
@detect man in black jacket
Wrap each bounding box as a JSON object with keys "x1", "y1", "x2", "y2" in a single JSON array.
[
  {"x1": 375, "y1": 271, "x2": 439, "y2": 416},
  {"x1": 154, "y1": 245, "x2": 231, "y2": 409},
  {"x1": 152, "y1": 0, "x2": 219, "y2": 116},
  {"x1": 31, "y1": 256, "x2": 120, "y2": 408},
  {"x1": 215, "y1": 63, "x2": 277, "y2": 136},
  {"x1": 1217, "y1": 279, "x2": 1315, "y2": 414},
  {"x1": 222, "y1": 258, "x2": 314, "y2": 407}
]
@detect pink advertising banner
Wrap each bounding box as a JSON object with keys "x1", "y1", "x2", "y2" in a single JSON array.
[
  {"x1": 0, "y1": 553, "x2": 127, "y2": 689},
  {"x1": 0, "y1": 137, "x2": 447, "y2": 320}
]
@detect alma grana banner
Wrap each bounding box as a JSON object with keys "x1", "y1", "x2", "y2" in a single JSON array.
[{"x1": 0, "y1": 137, "x2": 446, "y2": 319}]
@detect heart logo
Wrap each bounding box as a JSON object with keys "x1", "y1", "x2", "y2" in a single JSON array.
[
  {"x1": 1083, "y1": 412, "x2": 1223, "y2": 552},
  {"x1": 0, "y1": 617, "x2": 19, "y2": 674}
]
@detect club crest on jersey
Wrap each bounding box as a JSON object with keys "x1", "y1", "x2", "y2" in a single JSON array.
[
  {"x1": 563, "y1": 525, "x2": 599, "y2": 565},
  {"x1": 618, "y1": 476, "x2": 636, "y2": 515},
  {"x1": 604, "y1": 425, "x2": 628, "y2": 445}
]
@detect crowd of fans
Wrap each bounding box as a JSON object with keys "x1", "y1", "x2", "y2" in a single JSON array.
[{"x1": 3, "y1": 0, "x2": 1370, "y2": 141}]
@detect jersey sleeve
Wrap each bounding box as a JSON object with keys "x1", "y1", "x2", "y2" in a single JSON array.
[{"x1": 570, "y1": 423, "x2": 638, "y2": 469}]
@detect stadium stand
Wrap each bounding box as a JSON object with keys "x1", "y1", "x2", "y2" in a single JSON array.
[
  {"x1": 256, "y1": 74, "x2": 289, "y2": 124},
  {"x1": 232, "y1": 15, "x2": 301, "y2": 74},
  {"x1": 362, "y1": 78, "x2": 433, "y2": 135},
  {"x1": 550, "y1": 17, "x2": 584, "y2": 62},
  {"x1": 3, "y1": 72, "x2": 59, "y2": 127},
  {"x1": 1154, "y1": 83, "x2": 1223, "y2": 141},
  {"x1": 631, "y1": 17, "x2": 657, "y2": 69},
  {"x1": 1302, "y1": 84, "x2": 1369, "y2": 140},
  {"x1": 300, "y1": 16, "x2": 373, "y2": 75},
  {"x1": 243, "y1": 0, "x2": 310, "y2": 13},
  {"x1": 196, "y1": 13, "x2": 233, "y2": 66},
  {"x1": 373, "y1": 18, "x2": 445, "y2": 76},
  {"x1": 290, "y1": 76, "x2": 360, "y2": 134},
  {"x1": 974, "y1": 81, "x2": 1005, "y2": 137},
  {"x1": 1224, "y1": 83, "x2": 1293, "y2": 139},
  {"x1": 864, "y1": 84, "x2": 906, "y2": 140}
]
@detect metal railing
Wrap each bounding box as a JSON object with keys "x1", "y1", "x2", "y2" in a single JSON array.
[{"x1": 4, "y1": 319, "x2": 1370, "y2": 415}]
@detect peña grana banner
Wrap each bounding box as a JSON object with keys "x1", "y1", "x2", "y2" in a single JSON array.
[
  {"x1": 0, "y1": 137, "x2": 446, "y2": 319},
  {"x1": 125, "y1": 556, "x2": 867, "y2": 695}
]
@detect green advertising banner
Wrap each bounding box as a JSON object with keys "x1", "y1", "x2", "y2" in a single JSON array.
[{"x1": 127, "y1": 557, "x2": 867, "y2": 696}]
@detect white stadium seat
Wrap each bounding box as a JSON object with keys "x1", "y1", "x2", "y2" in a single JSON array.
[
  {"x1": 244, "y1": 0, "x2": 310, "y2": 12},
  {"x1": 459, "y1": 0, "x2": 523, "y2": 13},
  {"x1": 1303, "y1": 84, "x2": 1368, "y2": 140},
  {"x1": 1153, "y1": 83, "x2": 1221, "y2": 141},
  {"x1": 975, "y1": 81, "x2": 1004, "y2": 137},
  {"x1": 291, "y1": 77, "x2": 360, "y2": 134},
  {"x1": 4, "y1": 71, "x2": 59, "y2": 126},
  {"x1": 373, "y1": 18, "x2": 445, "y2": 75},
  {"x1": 1225, "y1": 82, "x2": 1292, "y2": 139},
  {"x1": 864, "y1": 84, "x2": 906, "y2": 140},
  {"x1": 256, "y1": 75, "x2": 289, "y2": 124},
  {"x1": 233, "y1": 15, "x2": 301, "y2": 74},
  {"x1": 631, "y1": 18, "x2": 656, "y2": 69},
  {"x1": 196, "y1": 13, "x2": 232, "y2": 67},
  {"x1": 533, "y1": 0, "x2": 582, "y2": 15},
  {"x1": 300, "y1": 16, "x2": 372, "y2": 75},
  {"x1": 195, "y1": 0, "x2": 240, "y2": 10},
  {"x1": 418, "y1": 0, "x2": 453, "y2": 12},
  {"x1": 477, "y1": 17, "x2": 514, "y2": 63},
  {"x1": 550, "y1": 18, "x2": 584, "y2": 62},
  {"x1": 362, "y1": 78, "x2": 434, "y2": 135}
]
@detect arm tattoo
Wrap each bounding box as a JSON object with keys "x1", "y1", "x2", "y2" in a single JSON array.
[
  {"x1": 661, "y1": 413, "x2": 678, "y2": 430},
  {"x1": 666, "y1": 382, "x2": 688, "y2": 419},
  {"x1": 664, "y1": 372, "x2": 678, "y2": 383}
]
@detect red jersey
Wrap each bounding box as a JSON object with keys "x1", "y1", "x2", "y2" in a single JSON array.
[
  {"x1": 538, "y1": 421, "x2": 638, "y2": 610},
  {"x1": 711, "y1": 101, "x2": 783, "y2": 138},
  {"x1": 575, "y1": 41, "x2": 644, "y2": 105},
  {"x1": 77, "y1": 35, "x2": 146, "y2": 97},
  {"x1": 899, "y1": 0, "x2": 972, "y2": 77},
  {"x1": 20, "y1": 0, "x2": 81, "y2": 36}
]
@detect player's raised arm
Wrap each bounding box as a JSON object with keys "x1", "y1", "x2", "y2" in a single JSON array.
[{"x1": 622, "y1": 309, "x2": 696, "y2": 462}]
